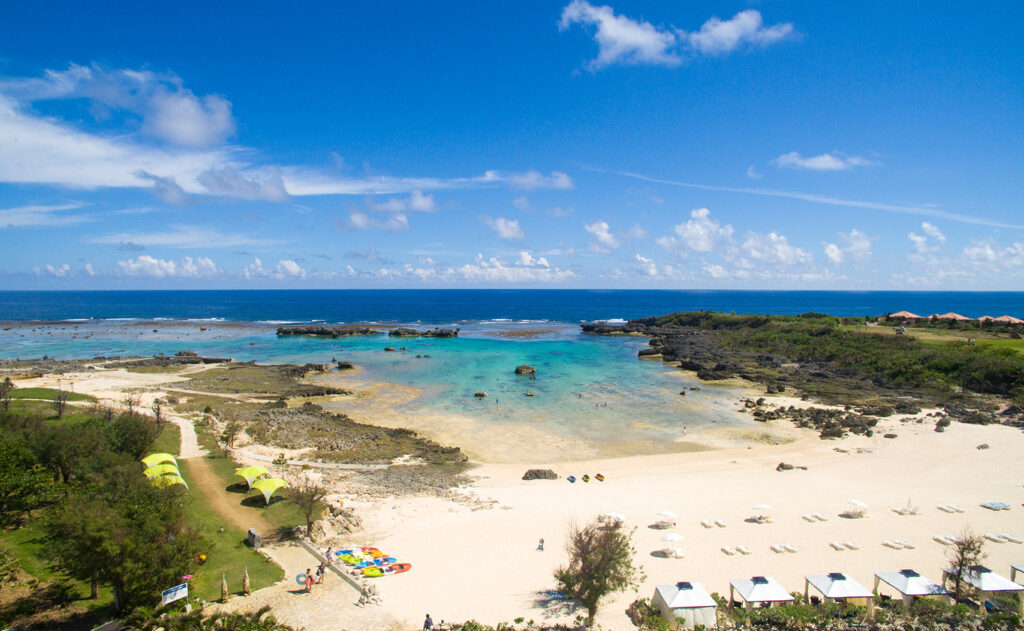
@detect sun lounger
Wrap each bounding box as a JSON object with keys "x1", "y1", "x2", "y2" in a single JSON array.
[
  {"x1": 883, "y1": 540, "x2": 901, "y2": 549},
  {"x1": 802, "y1": 513, "x2": 817, "y2": 523},
  {"x1": 949, "y1": 504, "x2": 965, "y2": 513},
  {"x1": 784, "y1": 544, "x2": 798, "y2": 553},
  {"x1": 700, "y1": 520, "x2": 714, "y2": 529},
  {"x1": 937, "y1": 504, "x2": 955, "y2": 513},
  {"x1": 985, "y1": 533, "x2": 1007, "y2": 543},
  {"x1": 1000, "y1": 533, "x2": 1023, "y2": 544},
  {"x1": 895, "y1": 539, "x2": 915, "y2": 549},
  {"x1": 829, "y1": 541, "x2": 845, "y2": 551},
  {"x1": 844, "y1": 541, "x2": 859, "y2": 550},
  {"x1": 982, "y1": 502, "x2": 1011, "y2": 511},
  {"x1": 933, "y1": 535, "x2": 953, "y2": 545},
  {"x1": 721, "y1": 546, "x2": 735, "y2": 555},
  {"x1": 715, "y1": 519, "x2": 728, "y2": 528},
  {"x1": 812, "y1": 513, "x2": 828, "y2": 521},
  {"x1": 736, "y1": 545, "x2": 751, "y2": 555},
  {"x1": 769, "y1": 544, "x2": 785, "y2": 553},
  {"x1": 653, "y1": 520, "x2": 674, "y2": 529}
]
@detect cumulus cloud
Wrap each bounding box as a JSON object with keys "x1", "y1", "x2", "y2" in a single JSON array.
[
  {"x1": 501, "y1": 170, "x2": 573, "y2": 191},
  {"x1": 455, "y1": 253, "x2": 574, "y2": 283},
  {"x1": 117, "y1": 255, "x2": 219, "y2": 278},
  {"x1": 772, "y1": 151, "x2": 876, "y2": 171},
  {"x1": 196, "y1": 166, "x2": 290, "y2": 202},
  {"x1": 921, "y1": 221, "x2": 946, "y2": 243},
  {"x1": 242, "y1": 257, "x2": 307, "y2": 279},
  {"x1": 369, "y1": 190, "x2": 436, "y2": 212},
  {"x1": 559, "y1": 4, "x2": 793, "y2": 70},
  {"x1": 658, "y1": 208, "x2": 733, "y2": 253},
  {"x1": 513, "y1": 197, "x2": 531, "y2": 211},
  {"x1": 961, "y1": 240, "x2": 1024, "y2": 267},
  {"x1": 34, "y1": 263, "x2": 72, "y2": 277},
  {"x1": 481, "y1": 216, "x2": 526, "y2": 239},
  {"x1": 559, "y1": 0, "x2": 680, "y2": 69},
  {"x1": 584, "y1": 220, "x2": 620, "y2": 252},
  {"x1": 275, "y1": 259, "x2": 306, "y2": 278},
  {"x1": 740, "y1": 231, "x2": 812, "y2": 265},
  {"x1": 704, "y1": 263, "x2": 731, "y2": 279},
  {"x1": 684, "y1": 10, "x2": 794, "y2": 56},
  {"x1": 634, "y1": 254, "x2": 658, "y2": 276},
  {"x1": 824, "y1": 228, "x2": 872, "y2": 265},
  {"x1": 136, "y1": 171, "x2": 191, "y2": 204},
  {"x1": 908, "y1": 222, "x2": 946, "y2": 256},
  {"x1": 518, "y1": 251, "x2": 550, "y2": 267},
  {"x1": 745, "y1": 166, "x2": 762, "y2": 179},
  {"x1": 142, "y1": 88, "x2": 235, "y2": 148}
]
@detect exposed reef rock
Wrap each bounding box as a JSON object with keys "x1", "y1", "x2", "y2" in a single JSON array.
[
  {"x1": 515, "y1": 364, "x2": 536, "y2": 376},
  {"x1": 277, "y1": 325, "x2": 385, "y2": 337},
  {"x1": 389, "y1": 327, "x2": 459, "y2": 337},
  {"x1": 522, "y1": 468, "x2": 558, "y2": 480}
]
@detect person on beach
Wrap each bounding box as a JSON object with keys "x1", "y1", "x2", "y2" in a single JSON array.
[
  {"x1": 304, "y1": 569, "x2": 314, "y2": 593},
  {"x1": 537, "y1": 538, "x2": 544, "y2": 551},
  {"x1": 424, "y1": 614, "x2": 434, "y2": 630},
  {"x1": 317, "y1": 562, "x2": 327, "y2": 583},
  {"x1": 325, "y1": 546, "x2": 333, "y2": 563}
]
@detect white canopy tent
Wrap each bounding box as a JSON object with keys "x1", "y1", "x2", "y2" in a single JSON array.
[
  {"x1": 873, "y1": 569, "x2": 949, "y2": 607},
  {"x1": 729, "y1": 576, "x2": 794, "y2": 610},
  {"x1": 1012, "y1": 565, "x2": 1024, "y2": 584},
  {"x1": 942, "y1": 565, "x2": 1024, "y2": 614},
  {"x1": 652, "y1": 582, "x2": 718, "y2": 629},
  {"x1": 805, "y1": 573, "x2": 874, "y2": 614}
]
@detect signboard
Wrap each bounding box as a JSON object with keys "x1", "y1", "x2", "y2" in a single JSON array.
[{"x1": 161, "y1": 582, "x2": 189, "y2": 605}]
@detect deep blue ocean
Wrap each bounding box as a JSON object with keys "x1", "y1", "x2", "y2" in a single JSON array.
[{"x1": 1, "y1": 289, "x2": 1023, "y2": 323}]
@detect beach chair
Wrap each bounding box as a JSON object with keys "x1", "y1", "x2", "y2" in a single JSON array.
[
  {"x1": 700, "y1": 520, "x2": 714, "y2": 529},
  {"x1": 933, "y1": 535, "x2": 952, "y2": 545},
  {"x1": 895, "y1": 539, "x2": 915, "y2": 549},
  {"x1": 802, "y1": 513, "x2": 816, "y2": 523},
  {"x1": 999, "y1": 533, "x2": 1023, "y2": 544},
  {"x1": 844, "y1": 541, "x2": 859, "y2": 550},
  {"x1": 784, "y1": 544, "x2": 798, "y2": 553},
  {"x1": 715, "y1": 519, "x2": 728, "y2": 528},
  {"x1": 813, "y1": 512, "x2": 828, "y2": 521},
  {"x1": 984, "y1": 533, "x2": 1007, "y2": 543},
  {"x1": 736, "y1": 545, "x2": 752, "y2": 555},
  {"x1": 937, "y1": 504, "x2": 955, "y2": 513},
  {"x1": 829, "y1": 541, "x2": 845, "y2": 551},
  {"x1": 882, "y1": 540, "x2": 901, "y2": 549},
  {"x1": 769, "y1": 544, "x2": 785, "y2": 553},
  {"x1": 949, "y1": 504, "x2": 965, "y2": 513},
  {"x1": 721, "y1": 546, "x2": 735, "y2": 555}
]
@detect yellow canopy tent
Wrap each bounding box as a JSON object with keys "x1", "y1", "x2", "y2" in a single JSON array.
[
  {"x1": 143, "y1": 463, "x2": 180, "y2": 478},
  {"x1": 142, "y1": 453, "x2": 178, "y2": 467},
  {"x1": 151, "y1": 473, "x2": 188, "y2": 489},
  {"x1": 235, "y1": 465, "x2": 270, "y2": 489},
  {"x1": 251, "y1": 478, "x2": 287, "y2": 504}
]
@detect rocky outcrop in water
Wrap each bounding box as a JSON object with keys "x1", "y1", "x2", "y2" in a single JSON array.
[
  {"x1": 515, "y1": 365, "x2": 536, "y2": 376},
  {"x1": 389, "y1": 327, "x2": 459, "y2": 337},
  {"x1": 277, "y1": 325, "x2": 385, "y2": 337}
]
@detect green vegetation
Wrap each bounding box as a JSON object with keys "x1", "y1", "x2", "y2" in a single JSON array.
[
  {"x1": 9, "y1": 387, "x2": 95, "y2": 402},
  {"x1": 176, "y1": 363, "x2": 346, "y2": 397},
  {"x1": 554, "y1": 519, "x2": 643, "y2": 626},
  {"x1": 657, "y1": 312, "x2": 1024, "y2": 404}
]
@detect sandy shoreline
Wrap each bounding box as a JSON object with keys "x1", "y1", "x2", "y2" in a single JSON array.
[{"x1": 14, "y1": 366, "x2": 1024, "y2": 631}]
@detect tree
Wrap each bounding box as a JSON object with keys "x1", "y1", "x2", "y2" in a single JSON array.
[
  {"x1": 554, "y1": 519, "x2": 643, "y2": 626},
  {"x1": 220, "y1": 420, "x2": 242, "y2": 448},
  {"x1": 946, "y1": 529, "x2": 986, "y2": 602},
  {"x1": 152, "y1": 400, "x2": 164, "y2": 429},
  {"x1": 0, "y1": 438, "x2": 53, "y2": 527},
  {"x1": 53, "y1": 384, "x2": 69, "y2": 419},
  {"x1": 0, "y1": 377, "x2": 14, "y2": 412},
  {"x1": 123, "y1": 393, "x2": 141, "y2": 416},
  {"x1": 44, "y1": 471, "x2": 202, "y2": 610},
  {"x1": 289, "y1": 471, "x2": 328, "y2": 537}
]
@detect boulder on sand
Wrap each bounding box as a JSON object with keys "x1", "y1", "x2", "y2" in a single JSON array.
[
  {"x1": 515, "y1": 365, "x2": 536, "y2": 376},
  {"x1": 474, "y1": 391, "x2": 487, "y2": 398},
  {"x1": 522, "y1": 469, "x2": 558, "y2": 481}
]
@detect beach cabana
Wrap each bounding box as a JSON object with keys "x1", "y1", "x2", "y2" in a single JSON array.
[
  {"x1": 143, "y1": 463, "x2": 180, "y2": 478},
  {"x1": 652, "y1": 581, "x2": 718, "y2": 629},
  {"x1": 935, "y1": 312, "x2": 970, "y2": 321},
  {"x1": 993, "y1": 315, "x2": 1024, "y2": 325},
  {"x1": 251, "y1": 477, "x2": 287, "y2": 504},
  {"x1": 873, "y1": 570, "x2": 949, "y2": 607},
  {"x1": 151, "y1": 473, "x2": 188, "y2": 489},
  {"x1": 888, "y1": 311, "x2": 921, "y2": 321},
  {"x1": 805, "y1": 573, "x2": 874, "y2": 614},
  {"x1": 943, "y1": 565, "x2": 1024, "y2": 614},
  {"x1": 235, "y1": 465, "x2": 269, "y2": 489},
  {"x1": 729, "y1": 576, "x2": 793, "y2": 610},
  {"x1": 142, "y1": 452, "x2": 178, "y2": 467}
]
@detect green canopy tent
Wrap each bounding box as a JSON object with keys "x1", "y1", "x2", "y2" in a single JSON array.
[
  {"x1": 143, "y1": 463, "x2": 180, "y2": 478},
  {"x1": 235, "y1": 465, "x2": 270, "y2": 489},
  {"x1": 141, "y1": 452, "x2": 178, "y2": 468},
  {"x1": 151, "y1": 473, "x2": 188, "y2": 489},
  {"x1": 251, "y1": 478, "x2": 287, "y2": 505}
]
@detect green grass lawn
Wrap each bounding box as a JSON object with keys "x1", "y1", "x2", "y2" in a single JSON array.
[
  {"x1": 10, "y1": 387, "x2": 95, "y2": 402},
  {"x1": 151, "y1": 422, "x2": 182, "y2": 456}
]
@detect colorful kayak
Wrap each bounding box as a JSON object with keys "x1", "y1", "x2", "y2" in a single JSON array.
[
  {"x1": 360, "y1": 547, "x2": 380, "y2": 553},
  {"x1": 339, "y1": 554, "x2": 364, "y2": 565},
  {"x1": 567, "y1": 475, "x2": 576, "y2": 483},
  {"x1": 595, "y1": 473, "x2": 605, "y2": 481},
  {"x1": 355, "y1": 556, "x2": 397, "y2": 568},
  {"x1": 362, "y1": 563, "x2": 412, "y2": 577},
  {"x1": 582, "y1": 474, "x2": 590, "y2": 482}
]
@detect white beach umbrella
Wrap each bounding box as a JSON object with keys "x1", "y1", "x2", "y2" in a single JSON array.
[
  {"x1": 657, "y1": 510, "x2": 677, "y2": 519},
  {"x1": 848, "y1": 499, "x2": 868, "y2": 508},
  {"x1": 752, "y1": 504, "x2": 772, "y2": 511},
  {"x1": 660, "y1": 533, "x2": 683, "y2": 542}
]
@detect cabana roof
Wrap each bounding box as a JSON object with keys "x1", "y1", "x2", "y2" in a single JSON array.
[
  {"x1": 934, "y1": 312, "x2": 971, "y2": 321},
  {"x1": 141, "y1": 452, "x2": 177, "y2": 467},
  {"x1": 806, "y1": 573, "x2": 873, "y2": 599},
  {"x1": 875, "y1": 570, "x2": 949, "y2": 596},
  {"x1": 945, "y1": 566, "x2": 1024, "y2": 593},
  {"x1": 655, "y1": 582, "x2": 717, "y2": 609},
  {"x1": 730, "y1": 576, "x2": 793, "y2": 603},
  {"x1": 993, "y1": 315, "x2": 1024, "y2": 324},
  {"x1": 889, "y1": 311, "x2": 921, "y2": 319}
]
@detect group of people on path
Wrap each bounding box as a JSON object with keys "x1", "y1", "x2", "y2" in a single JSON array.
[{"x1": 303, "y1": 562, "x2": 329, "y2": 593}]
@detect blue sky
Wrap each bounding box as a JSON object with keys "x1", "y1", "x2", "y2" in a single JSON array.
[{"x1": 1, "y1": 1, "x2": 1022, "y2": 289}]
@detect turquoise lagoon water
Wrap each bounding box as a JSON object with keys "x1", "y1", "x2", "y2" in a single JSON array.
[{"x1": 0, "y1": 320, "x2": 753, "y2": 449}]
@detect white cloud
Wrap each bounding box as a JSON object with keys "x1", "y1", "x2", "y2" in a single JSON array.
[
  {"x1": 274, "y1": 259, "x2": 306, "y2": 279},
  {"x1": 908, "y1": 222, "x2": 946, "y2": 256},
  {"x1": 143, "y1": 88, "x2": 234, "y2": 148},
  {"x1": 242, "y1": 257, "x2": 307, "y2": 279},
  {"x1": 513, "y1": 196, "x2": 531, "y2": 211},
  {"x1": 704, "y1": 263, "x2": 730, "y2": 279},
  {"x1": 503, "y1": 170, "x2": 573, "y2": 191},
  {"x1": 196, "y1": 166, "x2": 290, "y2": 201},
  {"x1": 117, "y1": 255, "x2": 219, "y2": 278},
  {"x1": 482, "y1": 216, "x2": 525, "y2": 239},
  {"x1": 35, "y1": 263, "x2": 72, "y2": 277},
  {"x1": 740, "y1": 231, "x2": 812, "y2": 265},
  {"x1": 518, "y1": 251, "x2": 550, "y2": 267},
  {"x1": 84, "y1": 263, "x2": 95, "y2": 276},
  {"x1": 772, "y1": 151, "x2": 876, "y2": 171},
  {"x1": 962, "y1": 240, "x2": 1024, "y2": 267},
  {"x1": 92, "y1": 224, "x2": 280, "y2": 249},
  {"x1": 626, "y1": 224, "x2": 647, "y2": 239},
  {"x1": 684, "y1": 10, "x2": 794, "y2": 56},
  {"x1": 660, "y1": 208, "x2": 733, "y2": 253},
  {"x1": 136, "y1": 171, "x2": 190, "y2": 204},
  {"x1": 635, "y1": 254, "x2": 658, "y2": 276},
  {"x1": 455, "y1": 253, "x2": 575, "y2": 283},
  {"x1": 584, "y1": 220, "x2": 620, "y2": 252},
  {"x1": 347, "y1": 212, "x2": 410, "y2": 232},
  {"x1": 921, "y1": 221, "x2": 946, "y2": 243},
  {"x1": 824, "y1": 228, "x2": 872, "y2": 265},
  {"x1": 745, "y1": 166, "x2": 762, "y2": 179},
  {"x1": 0, "y1": 203, "x2": 90, "y2": 228},
  {"x1": 369, "y1": 190, "x2": 436, "y2": 212},
  {"x1": 559, "y1": 0, "x2": 680, "y2": 70}
]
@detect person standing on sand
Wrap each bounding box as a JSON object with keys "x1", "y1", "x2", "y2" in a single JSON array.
[
  {"x1": 424, "y1": 614, "x2": 434, "y2": 630},
  {"x1": 304, "y1": 569, "x2": 314, "y2": 593},
  {"x1": 317, "y1": 562, "x2": 327, "y2": 583}
]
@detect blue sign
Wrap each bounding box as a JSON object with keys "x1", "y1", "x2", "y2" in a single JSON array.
[{"x1": 161, "y1": 582, "x2": 188, "y2": 605}]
